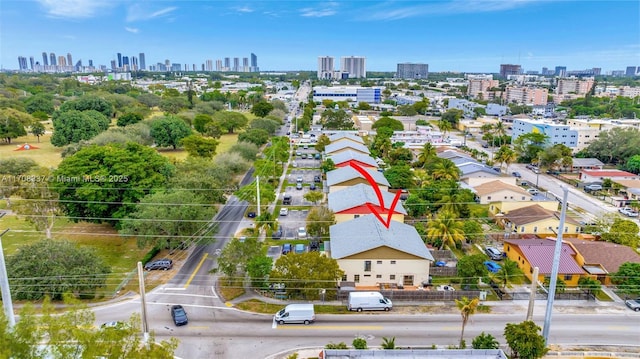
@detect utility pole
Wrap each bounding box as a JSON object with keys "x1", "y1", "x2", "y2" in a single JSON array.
[
  {"x1": 542, "y1": 186, "x2": 569, "y2": 343},
  {"x1": 137, "y1": 261, "x2": 149, "y2": 343},
  {"x1": 527, "y1": 266, "x2": 539, "y2": 321},
  {"x1": 256, "y1": 176, "x2": 261, "y2": 217},
  {"x1": 0, "y1": 223, "x2": 15, "y2": 327}
]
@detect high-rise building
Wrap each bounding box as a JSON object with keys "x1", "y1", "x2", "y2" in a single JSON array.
[
  {"x1": 139, "y1": 53, "x2": 146, "y2": 70},
  {"x1": 216, "y1": 59, "x2": 223, "y2": 71},
  {"x1": 317, "y1": 56, "x2": 334, "y2": 79},
  {"x1": 29, "y1": 56, "x2": 35, "y2": 70},
  {"x1": 499, "y1": 64, "x2": 521, "y2": 78},
  {"x1": 89, "y1": 59, "x2": 93, "y2": 67},
  {"x1": 67, "y1": 53, "x2": 72, "y2": 66},
  {"x1": 122, "y1": 56, "x2": 129, "y2": 66},
  {"x1": 233, "y1": 57, "x2": 239, "y2": 72},
  {"x1": 17, "y1": 56, "x2": 28, "y2": 70},
  {"x1": 242, "y1": 57, "x2": 248, "y2": 72},
  {"x1": 117, "y1": 53, "x2": 122, "y2": 68},
  {"x1": 206, "y1": 59, "x2": 213, "y2": 71},
  {"x1": 250, "y1": 53, "x2": 258, "y2": 72},
  {"x1": 224, "y1": 57, "x2": 230, "y2": 70},
  {"x1": 110, "y1": 60, "x2": 116, "y2": 70},
  {"x1": 396, "y1": 63, "x2": 429, "y2": 79},
  {"x1": 341, "y1": 56, "x2": 366, "y2": 78},
  {"x1": 50, "y1": 53, "x2": 56, "y2": 66},
  {"x1": 42, "y1": 52, "x2": 48, "y2": 66},
  {"x1": 131, "y1": 56, "x2": 138, "y2": 71},
  {"x1": 57, "y1": 56, "x2": 66, "y2": 66},
  {"x1": 554, "y1": 66, "x2": 567, "y2": 77},
  {"x1": 626, "y1": 66, "x2": 638, "y2": 77}
]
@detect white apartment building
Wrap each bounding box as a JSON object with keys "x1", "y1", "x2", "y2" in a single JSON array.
[
  {"x1": 555, "y1": 77, "x2": 595, "y2": 95},
  {"x1": 318, "y1": 56, "x2": 335, "y2": 80},
  {"x1": 340, "y1": 56, "x2": 366, "y2": 79},
  {"x1": 504, "y1": 86, "x2": 548, "y2": 106}
]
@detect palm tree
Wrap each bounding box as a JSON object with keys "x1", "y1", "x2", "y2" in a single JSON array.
[
  {"x1": 412, "y1": 169, "x2": 432, "y2": 188},
  {"x1": 438, "y1": 119, "x2": 453, "y2": 137},
  {"x1": 494, "y1": 145, "x2": 517, "y2": 173},
  {"x1": 418, "y1": 143, "x2": 437, "y2": 168},
  {"x1": 494, "y1": 259, "x2": 522, "y2": 290},
  {"x1": 427, "y1": 210, "x2": 466, "y2": 250},
  {"x1": 456, "y1": 296, "x2": 480, "y2": 348},
  {"x1": 432, "y1": 160, "x2": 461, "y2": 181},
  {"x1": 493, "y1": 121, "x2": 507, "y2": 146}
]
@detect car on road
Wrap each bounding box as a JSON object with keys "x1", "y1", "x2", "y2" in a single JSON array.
[
  {"x1": 101, "y1": 321, "x2": 127, "y2": 330},
  {"x1": 279, "y1": 208, "x2": 289, "y2": 216},
  {"x1": 625, "y1": 298, "x2": 640, "y2": 312},
  {"x1": 484, "y1": 247, "x2": 503, "y2": 261},
  {"x1": 484, "y1": 261, "x2": 502, "y2": 273},
  {"x1": 532, "y1": 168, "x2": 540, "y2": 174},
  {"x1": 170, "y1": 305, "x2": 188, "y2": 326},
  {"x1": 297, "y1": 227, "x2": 307, "y2": 238},
  {"x1": 511, "y1": 171, "x2": 522, "y2": 178},
  {"x1": 584, "y1": 184, "x2": 603, "y2": 192},
  {"x1": 619, "y1": 207, "x2": 639, "y2": 217},
  {"x1": 144, "y1": 259, "x2": 173, "y2": 271}
]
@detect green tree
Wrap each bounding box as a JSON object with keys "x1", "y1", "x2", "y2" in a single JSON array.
[
  {"x1": 181, "y1": 134, "x2": 219, "y2": 158},
  {"x1": 303, "y1": 190, "x2": 324, "y2": 204},
  {"x1": 116, "y1": 112, "x2": 143, "y2": 127},
  {"x1": 504, "y1": 321, "x2": 549, "y2": 359},
  {"x1": 50, "y1": 110, "x2": 108, "y2": 147},
  {"x1": 170, "y1": 157, "x2": 231, "y2": 204},
  {"x1": 7, "y1": 240, "x2": 110, "y2": 300},
  {"x1": 0, "y1": 108, "x2": 32, "y2": 143},
  {"x1": 250, "y1": 118, "x2": 280, "y2": 135},
  {"x1": 611, "y1": 262, "x2": 640, "y2": 295},
  {"x1": 577, "y1": 276, "x2": 602, "y2": 297},
  {"x1": 456, "y1": 296, "x2": 480, "y2": 348},
  {"x1": 159, "y1": 96, "x2": 189, "y2": 114},
  {"x1": 24, "y1": 93, "x2": 55, "y2": 115},
  {"x1": 315, "y1": 134, "x2": 331, "y2": 152},
  {"x1": 193, "y1": 113, "x2": 213, "y2": 133},
  {"x1": 53, "y1": 143, "x2": 174, "y2": 226},
  {"x1": 438, "y1": 119, "x2": 453, "y2": 136},
  {"x1": 472, "y1": 332, "x2": 500, "y2": 349},
  {"x1": 579, "y1": 127, "x2": 640, "y2": 165},
  {"x1": 235, "y1": 179, "x2": 276, "y2": 210},
  {"x1": 229, "y1": 141, "x2": 259, "y2": 161},
  {"x1": 383, "y1": 164, "x2": 415, "y2": 189},
  {"x1": 137, "y1": 93, "x2": 162, "y2": 108},
  {"x1": 352, "y1": 337, "x2": 368, "y2": 349},
  {"x1": 494, "y1": 145, "x2": 517, "y2": 173},
  {"x1": 462, "y1": 220, "x2": 484, "y2": 244},
  {"x1": 600, "y1": 218, "x2": 640, "y2": 248},
  {"x1": 150, "y1": 116, "x2": 192, "y2": 149},
  {"x1": 494, "y1": 259, "x2": 523, "y2": 289},
  {"x1": 120, "y1": 191, "x2": 216, "y2": 249},
  {"x1": 320, "y1": 158, "x2": 336, "y2": 173},
  {"x1": 387, "y1": 147, "x2": 414, "y2": 166},
  {"x1": 14, "y1": 168, "x2": 60, "y2": 239},
  {"x1": 251, "y1": 100, "x2": 274, "y2": 117},
  {"x1": 513, "y1": 132, "x2": 549, "y2": 163},
  {"x1": 306, "y1": 206, "x2": 335, "y2": 240},
  {"x1": 212, "y1": 111, "x2": 249, "y2": 134},
  {"x1": 427, "y1": 210, "x2": 465, "y2": 250},
  {"x1": 404, "y1": 194, "x2": 429, "y2": 217},
  {"x1": 321, "y1": 109, "x2": 354, "y2": 130},
  {"x1": 238, "y1": 128, "x2": 270, "y2": 146},
  {"x1": 30, "y1": 121, "x2": 46, "y2": 143},
  {"x1": 457, "y1": 254, "x2": 489, "y2": 289},
  {"x1": 371, "y1": 116, "x2": 404, "y2": 131},
  {"x1": 441, "y1": 108, "x2": 464, "y2": 126},
  {"x1": 246, "y1": 255, "x2": 273, "y2": 288},
  {"x1": 417, "y1": 142, "x2": 437, "y2": 168},
  {"x1": 215, "y1": 237, "x2": 263, "y2": 277},
  {"x1": 58, "y1": 95, "x2": 114, "y2": 118},
  {"x1": 270, "y1": 251, "x2": 344, "y2": 299},
  {"x1": 432, "y1": 159, "x2": 460, "y2": 181},
  {"x1": 624, "y1": 154, "x2": 640, "y2": 174}
]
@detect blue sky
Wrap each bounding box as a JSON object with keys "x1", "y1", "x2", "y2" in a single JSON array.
[{"x1": 2, "y1": 0, "x2": 639, "y2": 73}]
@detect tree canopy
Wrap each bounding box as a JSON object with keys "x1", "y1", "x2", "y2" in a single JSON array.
[
  {"x1": 578, "y1": 127, "x2": 640, "y2": 165},
  {"x1": 371, "y1": 116, "x2": 404, "y2": 131},
  {"x1": 149, "y1": 116, "x2": 192, "y2": 149},
  {"x1": 0, "y1": 108, "x2": 32, "y2": 143},
  {"x1": 504, "y1": 321, "x2": 549, "y2": 359},
  {"x1": 51, "y1": 110, "x2": 109, "y2": 147},
  {"x1": 270, "y1": 251, "x2": 344, "y2": 299}
]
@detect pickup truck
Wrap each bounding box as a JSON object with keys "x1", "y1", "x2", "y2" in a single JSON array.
[{"x1": 619, "y1": 207, "x2": 639, "y2": 217}]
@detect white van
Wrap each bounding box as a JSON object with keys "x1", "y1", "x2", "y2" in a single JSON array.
[
  {"x1": 274, "y1": 304, "x2": 315, "y2": 325},
  {"x1": 347, "y1": 291, "x2": 393, "y2": 312}
]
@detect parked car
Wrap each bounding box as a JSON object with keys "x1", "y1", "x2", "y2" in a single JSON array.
[
  {"x1": 309, "y1": 183, "x2": 316, "y2": 190},
  {"x1": 313, "y1": 175, "x2": 321, "y2": 183},
  {"x1": 511, "y1": 171, "x2": 522, "y2": 178},
  {"x1": 170, "y1": 305, "x2": 188, "y2": 326},
  {"x1": 434, "y1": 261, "x2": 447, "y2": 267},
  {"x1": 272, "y1": 226, "x2": 283, "y2": 239},
  {"x1": 436, "y1": 285, "x2": 455, "y2": 291},
  {"x1": 625, "y1": 298, "x2": 640, "y2": 312},
  {"x1": 144, "y1": 259, "x2": 173, "y2": 271},
  {"x1": 584, "y1": 184, "x2": 603, "y2": 192},
  {"x1": 309, "y1": 240, "x2": 319, "y2": 251},
  {"x1": 484, "y1": 261, "x2": 502, "y2": 273},
  {"x1": 282, "y1": 243, "x2": 292, "y2": 255},
  {"x1": 527, "y1": 188, "x2": 539, "y2": 195},
  {"x1": 301, "y1": 154, "x2": 307, "y2": 159},
  {"x1": 101, "y1": 321, "x2": 127, "y2": 330},
  {"x1": 247, "y1": 211, "x2": 256, "y2": 218},
  {"x1": 282, "y1": 194, "x2": 292, "y2": 205},
  {"x1": 484, "y1": 247, "x2": 503, "y2": 261},
  {"x1": 297, "y1": 227, "x2": 307, "y2": 238},
  {"x1": 619, "y1": 207, "x2": 639, "y2": 217},
  {"x1": 296, "y1": 176, "x2": 303, "y2": 183},
  {"x1": 279, "y1": 208, "x2": 289, "y2": 216},
  {"x1": 296, "y1": 182, "x2": 303, "y2": 190},
  {"x1": 294, "y1": 243, "x2": 305, "y2": 254},
  {"x1": 314, "y1": 153, "x2": 321, "y2": 160}
]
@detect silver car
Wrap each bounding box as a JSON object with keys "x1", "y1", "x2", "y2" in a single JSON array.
[{"x1": 625, "y1": 298, "x2": 640, "y2": 312}]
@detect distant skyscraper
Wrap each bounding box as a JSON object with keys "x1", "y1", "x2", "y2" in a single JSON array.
[
  {"x1": 17, "y1": 56, "x2": 28, "y2": 70},
  {"x1": 29, "y1": 56, "x2": 35, "y2": 70},
  {"x1": 626, "y1": 66, "x2": 638, "y2": 77},
  {"x1": 341, "y1": 56, "x2": 366, "y2": 78},
  {"x1": 554, "y1": 66, "x2": 567, "y2": 77},
  {"x1": 57, "y1": 56, "x2": 66, "y2": 66},
  {"x1": 139, "y1": 53, "x2": 146, "y2": 70},
  {"x1": 89, "y1": 59, "x2": 93, "y2": 67},
  {"x1": 224, "y1": 57, "x2": 230, "y2": 70},
  {"x1": 117, "y1": 53, "x2": 122, "y2": 68},
  {"x1": 233, "y1": 57, "x2": 239, "y2": 72},
  {"x1": 110, "y1": 60, "x2": 116, "y2": 70},
  {"x1": 250, "y1": 53, "x2": 258, "y2": 72},
  {"x1": 499, "y1": 64, "x2": 521, "y2": 78},
  {"x1": 242, "y1": 57, "x2": 248, "y2": 72},
  {"x1": 206, "y1": 59, "x2": 213, "y2": 71},
  {"x1": 317, "y1": 56, "x2": 334, "y2": 79},
  {"x1": 396, "y1": 63, "x2": 429, "y2": 79},
  {"x1": 50, "y1": 53, "x2": 56, "y2": 66},
  {"x1": 67, "y1": 53, "x2": 72, "y2": 66},
  {"x1": 216, "y1": 59, "x2": 223, "y2": 71},
  {"x1": 131, "y1": 56, "x2": 138, "y2": 70},
  {"x1": 75, "y1": 60, "x2": 82, "y2": 69},
  {"x1": 42, "y1": 52, "x2": 48, "y2": 66}
]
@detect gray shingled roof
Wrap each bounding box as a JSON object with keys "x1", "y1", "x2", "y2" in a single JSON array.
[
  {"x1": 328, "y1": 150, "x2": 378, "y2": 168},
  {"x1": 329, "y1": 215, "x2": 434, "y2": 260},
  {"x1": 326, "y1": 166, "x2": 390, "y2": 187},
  {"x1": 325, "y1": 141, "x2": 370, "y2": 155},
  {"x1": 328, "y1": 132, "x2": 365, "y2": 144},
  {"x1": 328, "y1": 183, "x2": 407, "y2": 214},
  {"x1": 458, "y1": 162, "x2": 500, "y2": 176}
]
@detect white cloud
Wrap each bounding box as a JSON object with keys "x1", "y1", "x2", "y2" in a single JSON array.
[
  {"x1": 125, "y1": 27, "x2": 139, "y2": 34},
  {"x1": 235, "y1": 6, "x2": 254, "y2": 13},
  {"x1": 300, "y1": 2, "x2": 339, "y2": 17},
  {"x1": 363, "y1": 0, "x2": 542, "y2": 21},
  {"x1": 126, "y1": 4, "x2": 178, "y2": 22},
  {"x1": 36, "y1": 0, "x2": 113, "y2": 19}
]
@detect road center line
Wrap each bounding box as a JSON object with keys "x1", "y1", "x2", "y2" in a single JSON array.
[{"x1": 184, "y1": 253, "x2": 208, "y2": 289}]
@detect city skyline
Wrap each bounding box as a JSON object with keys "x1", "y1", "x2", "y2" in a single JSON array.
[{"x1": 1, "y1": 0, "x2": 639, "y2": 73}]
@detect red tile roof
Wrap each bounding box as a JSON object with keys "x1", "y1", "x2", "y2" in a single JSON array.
[
  {"x1": 565, "y1": 238, "x2": 640, "y2": 273},
  {"x1": 581, "y1": 169, "x2": 637, "y2": 177}
]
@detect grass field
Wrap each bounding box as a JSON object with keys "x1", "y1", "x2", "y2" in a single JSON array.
[{"x1": 0, "y1": 133, "x2": 64, "y2": 168}]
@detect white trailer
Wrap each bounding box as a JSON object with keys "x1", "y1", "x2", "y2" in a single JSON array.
[{"x1": 347, "y1": 291, "x2": 393, "y2": 312}]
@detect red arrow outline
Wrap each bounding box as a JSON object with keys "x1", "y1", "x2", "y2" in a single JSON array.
[{"x1": 349, "y1": 162, "x2": 403, "y2": 229}]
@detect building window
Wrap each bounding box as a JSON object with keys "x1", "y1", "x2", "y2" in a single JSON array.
[
  {"x1": 342, "y1": 275, "x2": 347, "y2": 281},
  {"x1": 364, "y1": 274, "x2": 371, "y2": 278},
  {"x1": 533, "y1": 226, "x2": 537, "y2": 233},
  {"x1": 390, "y1": 275, "x2": 396, "y2": 280},
  {"x1": 403, "y1": 275, "x2": 414, "y2": 286},
  {"x1": 364, "y1": 261, "x2": 371, "y2": 272},
  {"x1": 487, "y1": 196, "x2": 492, "y2": 200},
  {"x1": 564, "y1": 274, "x2": 572, "y2": 281},
  {"x1": 390, "y1": 260, "x2": 396, "y2": 264},
  {"x1": 521, "y1": 226, "x2": 525, "y2": 232},
  {"x1": 376, "y1": 260, "x2": 382, "y2": 264},
  {"x1": 354, "y1": 214, "x2": 360, "y2": 218},
  {"x1": 376, "y1": 274, "x2": 382, "y2": 279},
  {"x1": 354, "y1": 275, "x2": 360, "y2": 283}
]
